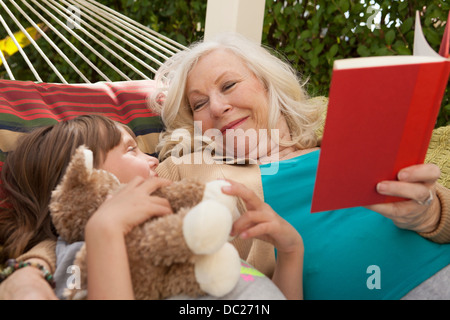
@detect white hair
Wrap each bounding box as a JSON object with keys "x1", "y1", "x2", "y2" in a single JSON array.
[{"x1": 149, "y1": 33, "x2": 324, "y2": 160}]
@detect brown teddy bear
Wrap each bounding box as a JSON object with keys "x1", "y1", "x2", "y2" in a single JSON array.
[{"x1": 49, "y1": 145, "x2": 241, "y2": 300}]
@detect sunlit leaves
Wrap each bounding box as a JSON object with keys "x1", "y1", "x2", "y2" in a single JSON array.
[{"x1": 262, "y1": 0, "x2": 449, "y2": 126}]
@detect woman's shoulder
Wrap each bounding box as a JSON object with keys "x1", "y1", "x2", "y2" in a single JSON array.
[
  {"x1": 156, "y1": 151, "x2": 221, "y2": 181},
  {"x1": 157, "y1": 152, "x2": 263, "y2": 195}
]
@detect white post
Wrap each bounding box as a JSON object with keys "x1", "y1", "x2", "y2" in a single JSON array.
[{"x1": 204, "y1": 0, "x2": 266, "y2": 44}]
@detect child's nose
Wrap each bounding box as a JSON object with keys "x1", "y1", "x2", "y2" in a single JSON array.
[{"x1": 148, "y1": 156, "x2": 159, "y2": 170}]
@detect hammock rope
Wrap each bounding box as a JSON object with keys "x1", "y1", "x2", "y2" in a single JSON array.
[{"x1": 0, "y1": 0, "x2": 187, "y2": 84}]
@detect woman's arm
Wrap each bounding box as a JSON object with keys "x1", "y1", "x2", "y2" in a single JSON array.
[
  {"x1": 0, "y1": 240, "x2": 58, "y2": 300},
  {"x1": 85, "y1": 177, "x2": 172, "y2": 300},
  {"x1": 15, "y1": 240, "x2": 57, "y2": 273},
  {"x1": 0, "y1": 258, "x2": 58, "y2": 300},
  {"x1": 419, "y1": 183, "x2": 450, "y2": 243},
  {"x1": 222, "y1": 180, "x2": 304, "y2": 300}
]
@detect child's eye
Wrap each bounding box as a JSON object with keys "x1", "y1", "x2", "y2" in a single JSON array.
[{"x1": 127, "y1": 146, "x2": 137, "y2": 153}]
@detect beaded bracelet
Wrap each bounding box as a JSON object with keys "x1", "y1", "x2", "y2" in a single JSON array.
[{"x1": 0, "y1": 259, "x2": 55, "y2": 289}]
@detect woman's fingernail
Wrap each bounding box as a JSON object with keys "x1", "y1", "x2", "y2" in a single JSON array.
[
  {"x1": 398, "y1": 171, "x2": 409, "y2": 180},
  {"x1": 222, "y1": 186, "x2": 232, "y2": 193},
  {"x1": 377, "y1": 182, "x2": 388, "y2": 193}
]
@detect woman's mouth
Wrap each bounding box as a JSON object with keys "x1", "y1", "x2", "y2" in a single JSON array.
[{"x1": 220, "y1": 117, "x2": 249, "y2": 134}]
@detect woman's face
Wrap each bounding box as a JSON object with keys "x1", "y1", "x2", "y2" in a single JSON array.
[
  {"x1": 186, "y1": 49, "x2": 271, "y2": 158},
  {"x1": 100, "y1": 127, "x2": 159, "y2": 183}
]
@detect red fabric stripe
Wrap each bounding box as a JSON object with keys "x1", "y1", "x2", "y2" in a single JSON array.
[
  {"x1": 0, "y1": 102, "x2": 155, "y2": 116},
  {"x1": 0, "y1": 89, "x2": 151, "y2": 100},
  {"x1": 0, "y1": 79, "x2": 161, "y2": 126},
  {"x1": 0, "y1": 80, "x2": 156, "y2": 102},
  {"x1": 0, "y1": 97, "x2": 149, "y2": 109},
  {"x1": 0, "y1": 105, "x2": 158, "y2": 121},
  {"x1": 0, "y1": 79, "x2": 155, "y2": 91},
  {"x1": 0, "y1": 87, "x2": 153, "y2": 97},
  {"x1": 0, "y1": 110, "x2": 157, "y2": 123}
]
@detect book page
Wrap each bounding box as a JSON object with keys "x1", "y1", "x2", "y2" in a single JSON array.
[
  {"x1": 413, "y1": 11, "x2": 442, "y2": 58},
  {"x1": 334, "y1": 10, "x2": 447, "y2": 70},
  {"x1": 334, "y1": 55, "x2": 444, "y2": 70}
]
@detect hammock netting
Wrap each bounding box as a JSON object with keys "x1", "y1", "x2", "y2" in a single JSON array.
[{"x1": 0, "y1": 0, "x2": 186, "y2": 84}]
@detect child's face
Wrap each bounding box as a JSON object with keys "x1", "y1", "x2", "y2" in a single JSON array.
[{"x1": 99, "y1": 127, "x2": 159, "y2": 183}]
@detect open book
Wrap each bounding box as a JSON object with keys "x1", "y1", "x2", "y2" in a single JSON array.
[{"x1": 311, "y1": 11, "x2": 450, "y2": 213}]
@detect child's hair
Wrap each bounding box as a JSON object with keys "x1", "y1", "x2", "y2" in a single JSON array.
[{"x1": 0, "y1": 114, "x2": 134, "y2": 262}]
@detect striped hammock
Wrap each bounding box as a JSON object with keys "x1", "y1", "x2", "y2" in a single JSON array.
[{"x1": 0, "y1": 1, "x2": 184, "y2": 169}]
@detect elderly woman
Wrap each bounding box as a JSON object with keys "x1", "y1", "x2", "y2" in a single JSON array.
[{"x1": 150, "y1": 33, "x2": 450, "y2": 300}]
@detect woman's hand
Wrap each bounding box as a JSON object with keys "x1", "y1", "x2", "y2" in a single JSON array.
[
  {"x1": 221, "y1": 179, "x2": 303, "y2": 299},
  {"x1": 366, "y1": 163, "x2": 441, "y2": 233},
  {"x1": 0, "y1": 260, "x2": 58, "y2": 300}
]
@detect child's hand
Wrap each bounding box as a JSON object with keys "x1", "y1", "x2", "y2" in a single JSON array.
[
  {"x1": 85, "y1": 177, "x2": 173, "y2": 300},
  {"x1": 87, "y1": 177, "x2": 173, "y2": 236},
  {"x1": 221, "y1": 180, "x2": 302, "y2": 254}
]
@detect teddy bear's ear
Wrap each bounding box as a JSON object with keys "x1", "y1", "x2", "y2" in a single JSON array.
[
  {"x1": 82, "y1": 147, "x2": 93, "y2": 173},
  {"x1": 50, "y1": 145, "x2": 120, "y2": 243},
  {"x1": 59, "y1": 146, "x2": 93, "y2": 185},
  {"x1": 50, "y1": 145, "x2": 95, "y2": 243},
  {"x1": 50, "y1": 145, "x2": 95, "y2": 207}
]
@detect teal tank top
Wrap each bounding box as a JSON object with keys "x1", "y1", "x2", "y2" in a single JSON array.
[{"x1": 260, "y1": 150, "x2": 450, "y2": 300}]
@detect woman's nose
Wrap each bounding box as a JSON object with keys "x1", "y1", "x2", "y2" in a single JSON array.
[{"x1": 210, "y1": 95, "x2": 231, "y2": 118}]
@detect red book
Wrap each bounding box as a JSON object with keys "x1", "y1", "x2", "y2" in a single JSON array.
[
  {"x1": 439, "y1": 11, "x2": 450, "y2": 58},
  {"x1": 311, "y1": 12, "x2": 450, "y2": 213}
]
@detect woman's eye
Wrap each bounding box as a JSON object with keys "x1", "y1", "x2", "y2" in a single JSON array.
[
  {"x1": 223, "y1": 82, "x2": 236, "y2": 91},
  {"x1": 193, "y1": 100, "x2": 207, "y2": 111}
]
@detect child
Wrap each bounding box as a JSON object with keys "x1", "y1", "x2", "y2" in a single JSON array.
[
  {"x1": 0, "y1": 114, "x2": 302, "y2": 299},
  {"x1": 0, "y1": 115, "x2": 170, "y2": 299}
]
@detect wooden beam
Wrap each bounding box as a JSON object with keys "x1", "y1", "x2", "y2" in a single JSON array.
[{"x1": 204, "y1": 0, "x2": 266, "y2": 44}]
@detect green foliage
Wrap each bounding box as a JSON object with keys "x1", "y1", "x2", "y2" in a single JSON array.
[
  {"x1": 263, "y1": 0, "x2": 450, "y2": 127},
  {"x1": 108, "y1": 0, "x2": 207, "y2": 46},
  {"x1": 0, "y1": 0, "x2": 448, "y2": 126}
]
